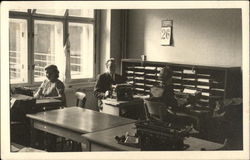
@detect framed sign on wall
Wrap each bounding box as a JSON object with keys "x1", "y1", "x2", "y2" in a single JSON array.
[{"x1": 161, "y1": 20, "x2": 173, "y2": 46}]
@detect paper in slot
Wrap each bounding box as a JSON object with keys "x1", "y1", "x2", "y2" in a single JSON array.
[
  {"x1": 172, "y1": 76, "x2": 182, "y2": 79},
  {"x1": 145, "y1": 66, "x2": 156, "y2": 70},
  {"x1": 157, "y1": 67, "x2": 163, "y2": 71},
  {"x1": 183, "y1": 69, "x2": 195, "y2": 74},
  {"x1": 126, "y1": 71, "x2": 134, "y2": 74},
  {"x1": 127, "y1": 66, "x2": 134, "y2": 69},
  {"x1": 173, "y1": 71, "x2": 182, "y2": 73},
  {"x1": 211, "y1": 88, "x2": 224, "y2": 92},
  {"x1": 174, "y1": 89, "x2": 182, "y2": 92},
  {"x1": 173, "y1": 83, "x2": 181, "y2": 86},
  {"x1": 202, "y1": 92, "x2": 210, "y2": 96},
  {"x1": 135, "y1": 83, "x2": 144, "y2": 86},
  {"x1": 197, "y1": 78, "x2": 209, "y2": 83},
  {"x1": 147, "y1": 73, "x2": 156, "y2": 76},
  {"x1": 197, "y1": 85, "x2": 210, "y2": 89},
  {"x1": 147, "y1": 79, "x2": 156, "y2": 82},
  {"x1": 135, "y1": 88, "x2": 144, "y2": 91},
  {"x1": 183, "y1": 78, "x2": 195, "y2": 81},
  {"x1": 134, "y1": 72, "x2": 144, "y2": 75},
  {"x1": 135, "y1": 77, "x2": 144, "y2": 80},
  {"x1": 197, "y1": 73, "x2": 210, "y2": 77},
  {"x1": 183, "y1": 88, "x2": 197, "y2": 94},
  {"x1": 134, "y1": 66, "x2": 144, "y2": 69},
  {"x1": 199, "y1": 99, "x2": 209, "y2": 103},
  {"x1": 183, "y1": 84, "x2": 195, "y2": 88}
]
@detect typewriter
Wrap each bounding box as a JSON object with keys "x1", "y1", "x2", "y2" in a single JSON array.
[
  {"x1": 135, "y1": 120, "x2": 191, "y2": 151},
  {"x1": 110, "y1": 83, "x2": 133, "y2": 101}
]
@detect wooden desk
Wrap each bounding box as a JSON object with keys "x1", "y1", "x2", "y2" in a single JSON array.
[
  {"x1": 35, "y1": 98, "x2": 63, "y2": 112},
  {"x1": 101, "y1": 98, "x2": 144, "y2": 119},
  {"x1": 82, "y1": 123, "x2": 224, "y2": 151},
  {"x1": 11, "y1": 94, "x2": 63, "y2": 112},
  {"x1": 26, "y1": 107, "x2": 136, "y2": 150}
]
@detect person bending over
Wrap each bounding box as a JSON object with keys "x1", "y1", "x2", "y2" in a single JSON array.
[
  {"x1": 94, "y1": 58, "x2": 126, "y2": 111},
  {"x1": 150, "y1": 65, "x2": 178, "y2": 110}
]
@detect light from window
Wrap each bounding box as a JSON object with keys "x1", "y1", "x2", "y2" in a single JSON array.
[
  {"x1": 34, "y1": 20, "x2": 63, "y2": 82},
  {"x1": 9, "y1": 19, "x2": 28, "y2": 84},
  {"x1": 10, "y1": 9, "x2": 28, "y2": 12},
  {"x1": 35, "y1": 9, "x2": 66, "y2": 16},
  {"x1": 69, "y1": 22, "x2": 94, "y2": 79},
  {"x1": 68, "y1": 9, "x2": 94, "y2": 18}
]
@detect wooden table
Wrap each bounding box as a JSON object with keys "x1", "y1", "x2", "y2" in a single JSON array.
[
  {"x1": 35, "y1": 97, "x2": 63, "y2": 112},
  {"x1": 82, "y1": 123, "x2": 224, "y2": 151},
  {"x1": 11, "y1": 94, "x2": 63, "y2": 112},
  {"x1": 26, "y1": 107, "x2": 136, "y2": 150},
  {"x1": 101, "y1": 98, "x2": 144, "y2": 119}
]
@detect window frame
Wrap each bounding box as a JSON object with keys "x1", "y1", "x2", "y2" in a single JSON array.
[{"x1": 9, "y1": 9, "x2": 98, "y2": 87}]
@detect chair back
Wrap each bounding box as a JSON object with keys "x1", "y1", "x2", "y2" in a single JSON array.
[
  {"x1": 143, "y1": 98, "x2": 167, "y2": 121},
  {"x1": 75, "y1": 92, "x2": 86, "y2": 108}
]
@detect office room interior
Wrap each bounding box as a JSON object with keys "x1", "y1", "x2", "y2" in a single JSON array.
[{"x1": 2, "y1": 4, "x2": 249, "y2": 158}]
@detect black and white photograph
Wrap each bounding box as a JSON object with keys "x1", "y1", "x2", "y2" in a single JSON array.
[{"x1": 1, "y1": 1, "x2": 249, "y2": 160}]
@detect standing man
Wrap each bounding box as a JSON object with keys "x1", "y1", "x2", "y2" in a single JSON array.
[{"x1": 94, "y1": 58, "x2": 126, "y2": 111}]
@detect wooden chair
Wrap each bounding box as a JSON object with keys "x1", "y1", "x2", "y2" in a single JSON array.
[
  {"x1": 143, "y1": 98, "x2": 199, "y2": 129},
  {"x1": 143, "y1": 98, "x2": 166, "y2": 121},
  {"x1": 75, "y1": 92, "x2": 86, "y2": 108}
]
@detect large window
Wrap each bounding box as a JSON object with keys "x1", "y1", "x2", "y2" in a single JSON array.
[
  {"x1": 34, "y1": 20, "x2": 63, "y2": 82},
  {"x1": 69, "y1": 23, "x2": 94, "y2": 79},
  {"x1": 9, "y1": 9, "x2": 96, "y2": 85},
  {"x1": 9, "y1": 18, "x2": 28, "y2": 84}
]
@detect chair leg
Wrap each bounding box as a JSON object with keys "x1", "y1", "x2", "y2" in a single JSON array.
[{"x1": 61, "y1": 137, "x2": 65, "y2": 151}]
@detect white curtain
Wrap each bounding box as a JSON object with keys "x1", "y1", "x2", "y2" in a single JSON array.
[{"x1": 62, "y1": 34, "x2": 71, "y2": 84}]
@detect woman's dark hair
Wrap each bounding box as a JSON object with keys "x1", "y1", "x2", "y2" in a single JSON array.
[
  {"x1": 45, "y1": 64, "x2": 59, "y2": 79},
  {"x1": 159, "y1": 65, "x2": 173, "y2": 81}
]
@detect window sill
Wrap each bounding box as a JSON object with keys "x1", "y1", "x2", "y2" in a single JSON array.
[{"x1": 66, "y1": 81, "x2": 96, "y2": 89}]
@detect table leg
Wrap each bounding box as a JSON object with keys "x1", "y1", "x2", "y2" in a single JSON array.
[
  {"x1": 29, "y1": 119, "x2": 37, "y2": 148},
  {"x1": 81, "y1": 138, "x2": 91, "y2": 151}
]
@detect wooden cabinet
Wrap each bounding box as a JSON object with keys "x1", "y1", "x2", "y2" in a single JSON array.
[{"x1": 121, "y1": 59, "x2": 242, "y2": 109}]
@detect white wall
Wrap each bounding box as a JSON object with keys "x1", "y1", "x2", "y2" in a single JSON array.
[
  {"x1": 127, "y1": 9, "x2": 242, "y2": 67},
  {"x1": 99, "y1": 10, "x2": 111, "y2": 74}
]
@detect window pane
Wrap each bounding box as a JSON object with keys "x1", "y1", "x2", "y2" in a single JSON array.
[
  {"x1": 10, "y1": 9, "x2": 28, "y2": 12},
  {"x1": 68, "y1": 9, "x2": 94, "y2": 18},
  {"x1": 9, "y1": 19, "x2": 28, "y2": 84},
  {"x1": 34, "y1": 20, "x2": 63, "y2": 82},
  {"x1": 69, "y1": 23, "x2": 94, "y2": 79},
  {"x1": 35, "y1": 9, "x2": 66, "y2": 16}
]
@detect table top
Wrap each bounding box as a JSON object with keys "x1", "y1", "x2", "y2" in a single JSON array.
[
  {"x1": 11, "y1": 94, "x2": 62, "y2": 105},
  {"x1": 82, "y1": 123, "x2": 224, "y2": 151},
  {"x1": 26, "y1": 107, "x2": 136, "y2": 134},
  {"x1": 82, "y1": 123, "x2": 140, "y2": 151},
  {"x1": 11, "y1": 94, "x2": 34, "y2": 101}
]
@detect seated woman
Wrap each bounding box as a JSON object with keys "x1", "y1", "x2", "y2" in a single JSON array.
[
  {"x1": 34, "y1": 64, "x2": 66, "y2": 106},
  {"x1": 149, "y1": 66, "x2": 198, "y2": 130},
  {"x1": 150, "y1": 65, "x2": 178, "y2": 110},
  {"x1": 33, "y1": 64, "x2": 66, "y2": 151}
]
